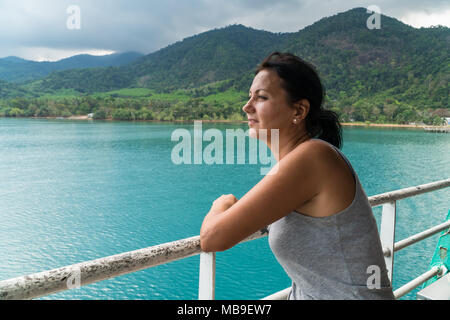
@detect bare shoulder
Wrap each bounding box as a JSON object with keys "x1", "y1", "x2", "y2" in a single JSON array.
[
  {"x1": 292, "y1": 138, "x2": 353, "y2": 183},
  {"x1": 304, "y1": 139, "x2": 351, "y2": 173},
  {"x1": 270, "y1": 138, "x2": 335, "y2": 202},
  {"x1": 292, "y1": 139, "x2": 357, "y2": 217},
  {"x1": 287, "y1": 138, "x2": 339, "y2": 173}
]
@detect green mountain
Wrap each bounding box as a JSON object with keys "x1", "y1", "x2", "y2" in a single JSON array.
[
  {"x1": 281, "y1": 8, "x2": 449, "y2": 108},
  {"x1": 30, "y1": 8, "x2": 449, "y2": 106},
  {"x1": 0, "y1": 7, "x2": 448, "y2": 124},
  {"x1": 0, "y1": 51, "x2": 143, "y2": 83},
  {"x1": 29, "y1": 25, "x2": 281, "y2": 93},
  {"x1": 0, "y1": 79, "x2": 36, "y2": 99}
]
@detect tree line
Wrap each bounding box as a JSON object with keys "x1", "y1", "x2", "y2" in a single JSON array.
[{"x1": 0, "y1": 95, "x2": 446, "y2": 126}]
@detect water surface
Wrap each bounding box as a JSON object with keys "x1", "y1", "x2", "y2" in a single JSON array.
[{"x1": 0, "y1": 118, "x2": 448, "y2": 300}]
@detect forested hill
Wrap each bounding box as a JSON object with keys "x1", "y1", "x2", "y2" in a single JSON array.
[
  {"x1": 0, "y1": 80, "x2": 35, "y2": 99},
  {"x1": 0, "y1": 7, "x2": 448, "y2": 124},
  {"x1": 280, "y1": 7, "x2": 449, "y2": 109},
  {"x1": 27, "y1": 7, "x2": 448, "y2": 109},
  {"x1": 0, "y1": 51, "x2": 143, "y2": 83},
  {"x1": 33, "y1": 25, "x2": 281, "y2": 93}
]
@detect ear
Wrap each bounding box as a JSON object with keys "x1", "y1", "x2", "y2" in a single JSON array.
[{"x1": 293, "y1": 99, "x2": 310, "y2": 120}]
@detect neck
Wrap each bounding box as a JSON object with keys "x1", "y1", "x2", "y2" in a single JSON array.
[{"x1": 267, "y1": 129, "x2": 310, "y2": 162}]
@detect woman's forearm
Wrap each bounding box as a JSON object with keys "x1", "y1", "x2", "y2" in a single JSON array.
[
  {"x1": 200, "y1": 209, "x2": 225, "y2": 252},
  {"x1": 200, "y1": 194, "x2": 238, "y2": 252}
]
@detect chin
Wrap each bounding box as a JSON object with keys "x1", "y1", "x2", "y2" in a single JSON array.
[{"x1": 248, "y1": 128, "x2": 258, "y2": 138}]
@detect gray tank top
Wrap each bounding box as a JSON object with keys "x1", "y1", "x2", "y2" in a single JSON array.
[{"x1": 268, "y1": 139, "x2": 395, "y2": 300}]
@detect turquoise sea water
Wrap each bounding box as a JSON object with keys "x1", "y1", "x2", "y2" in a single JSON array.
[{"x1": 0, "y1": 118, "x2": 449, "y2": 300}]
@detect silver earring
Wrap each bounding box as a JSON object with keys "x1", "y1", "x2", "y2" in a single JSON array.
[{"x1": 293, "y1": 118, "x2": 298, "y2": 124}]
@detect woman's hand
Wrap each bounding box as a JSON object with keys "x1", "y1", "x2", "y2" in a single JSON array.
[{"x1": 210, "y1": 194, "x2": 238, "y2": 214}]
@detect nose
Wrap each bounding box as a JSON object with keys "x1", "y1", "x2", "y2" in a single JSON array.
[{"x1": 242, "y1": 98, "x2": 254, "y2": 114}]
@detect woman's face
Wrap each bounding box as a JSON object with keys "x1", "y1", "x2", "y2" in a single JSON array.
[{"x1": 243, "y1": 68, "x2": 298, "y2": 139}]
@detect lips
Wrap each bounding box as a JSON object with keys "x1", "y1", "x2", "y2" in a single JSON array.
[{"x1": 248, "y1": 119, "x2": 259, "y2": 124}]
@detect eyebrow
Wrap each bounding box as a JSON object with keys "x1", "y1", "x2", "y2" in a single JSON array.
[{"x1": 249, "y1": 89, "x2": 268, "y2": 95}]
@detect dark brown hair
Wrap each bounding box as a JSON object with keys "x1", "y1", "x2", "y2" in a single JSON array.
[{"x1": 256, "y1": 52, "x2": 342, "y2": 149}]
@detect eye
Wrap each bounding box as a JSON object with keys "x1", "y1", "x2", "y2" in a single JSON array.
[{"x1": 248, "y1": 94, "x2": 267, "y2": 100}]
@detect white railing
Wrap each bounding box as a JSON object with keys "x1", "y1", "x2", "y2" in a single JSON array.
[{"x1": 0, "y1": 178, "x2": 449, "y2": 300}]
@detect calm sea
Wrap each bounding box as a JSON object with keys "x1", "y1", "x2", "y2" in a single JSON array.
[{"x1": 0, "y1": 118, "x2": 449, "y2": 300}]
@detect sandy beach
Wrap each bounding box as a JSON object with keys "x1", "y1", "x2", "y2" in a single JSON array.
[{"x1": 340, "y1": 122, "x2": 427, "y2": 128}]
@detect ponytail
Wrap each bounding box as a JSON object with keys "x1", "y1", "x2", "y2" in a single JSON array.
[{"x1": 306, "y1": 108, "x2": 342, "y2": 149}]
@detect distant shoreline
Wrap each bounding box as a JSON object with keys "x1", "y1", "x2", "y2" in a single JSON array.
[
  {"x1": 340, "y1": 122, "x2": 428, "y2": 128},
  {"x1": 4, "y1": 116, "x2": 449, "y2": 129}
]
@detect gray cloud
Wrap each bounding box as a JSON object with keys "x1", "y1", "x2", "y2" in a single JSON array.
[{"x1": 0, "y1": 0, "x2": 448, "y2": 61}]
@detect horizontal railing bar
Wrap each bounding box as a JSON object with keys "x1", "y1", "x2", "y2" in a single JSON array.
[
  {"x1": 368, "y1": 178, "x2": 450, "y2": 207},
  {"x1": 0, "y1": 236, "x2": 201, "y2": 300},
  {"x1": 0, "y1": 228, "x2": 269, "y2": 300},
  {"x1": 393, "y1": 266, "x2": 442, "y2": 299},
  {"x1": 0, "y1": 179, "x2": 448, "y2": 300},
  {"x1": 383, "y1": 220, "x2": 450, "y2": 256},
  {"x1": 241, "y1": 227, "x2": 269, "y2": 242}
]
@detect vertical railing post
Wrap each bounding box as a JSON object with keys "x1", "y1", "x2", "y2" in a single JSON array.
[
  {"x1": 198, "y1": 252, "x2": 216, "y2": 300},
  {"x1": 380, "y1": 201, "x2": 396, "y2": 283}
]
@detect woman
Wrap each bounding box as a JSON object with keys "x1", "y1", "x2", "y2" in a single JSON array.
[{"x1": 200, "y1": 52, "x2": 394, "y2": 300}]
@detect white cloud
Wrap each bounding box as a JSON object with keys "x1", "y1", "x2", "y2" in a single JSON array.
[
  {"x1": 17, "y1": 48, "x2": 116, "y2": 62},
  {"x1": 400, "y1": 8, "x2": 450, "y2": 28}
]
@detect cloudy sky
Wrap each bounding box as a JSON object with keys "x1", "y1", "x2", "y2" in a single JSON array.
[{"x1": 1, "y1": 0, "x2": 449, "y2": 61}]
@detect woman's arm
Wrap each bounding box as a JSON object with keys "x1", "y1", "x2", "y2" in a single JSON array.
[
  {"x1": 200, "y1": 194, "x2": 239, "y2": 250},
  {"x1": 200, "y1": 142, "x2": 326, "y2": 252}
]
